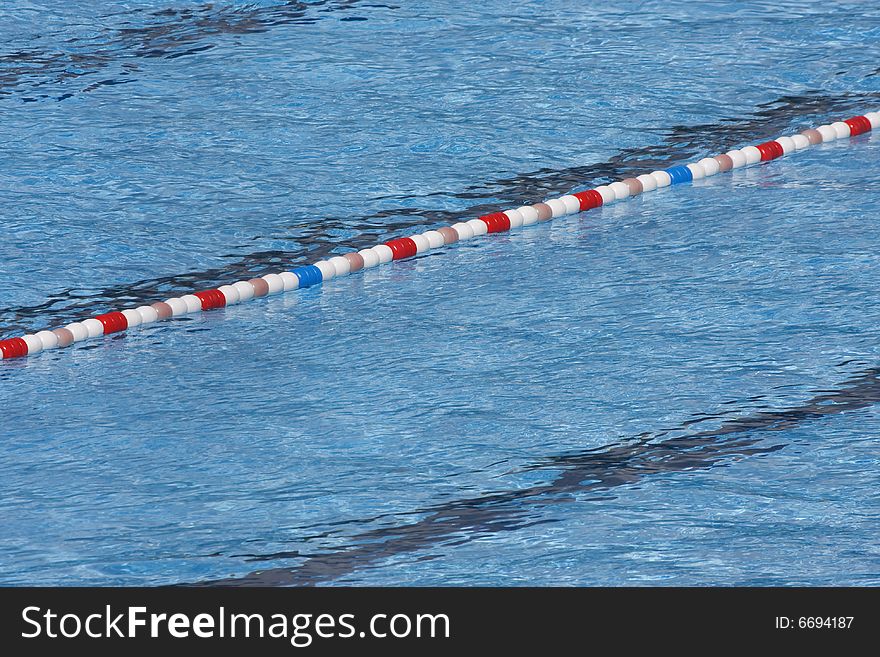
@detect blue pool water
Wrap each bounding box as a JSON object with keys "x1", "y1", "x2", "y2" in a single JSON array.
[{"x1": 1, "y1": 1, "x2": 879, "y2": 586}]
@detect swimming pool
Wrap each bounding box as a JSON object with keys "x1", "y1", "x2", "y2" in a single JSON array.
[{"x1": 1, "y1": 0, "x2": 879, "y2": 586}]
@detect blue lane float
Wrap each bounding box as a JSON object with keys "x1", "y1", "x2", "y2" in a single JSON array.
[
  {"x1": 292, "y1": 265, "x2": 323, "y2": 288},
  {"x1": 665, "y1": 165, "x2": 694, "y2": 184}
]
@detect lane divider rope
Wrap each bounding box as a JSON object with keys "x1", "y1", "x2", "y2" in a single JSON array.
[{"x1": 2, "y1": 111, "x2": 878, "y2": 361}]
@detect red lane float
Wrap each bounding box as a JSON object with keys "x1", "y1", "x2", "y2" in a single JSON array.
[
  {"x1": 3, "y1": 110, "x2": 878, "y2": 361},
  {"x1": 757, "y1": 140, "x2": 784, "y2": 161},
  {"x1": 384, "y1": 237, "x2": 418, "y2": 260},
  {"x1": 194, "y1": 289, "x2": 226, "y2": 310},
  {"x1": 0, "y1": 337, "x2": 28, "y2": 359},
  {"x1": 479, "y1": 212, "x2": 511, "y2": 233},
  {"x1": 845, "y1": 115, "x2": 871, "y2": 136},
  {"x1": 573, "y1": 189, "x2": 603, "y2": 211},
  {"x1": 95, "y1": 312, "x2": 128, "y2": 335}
]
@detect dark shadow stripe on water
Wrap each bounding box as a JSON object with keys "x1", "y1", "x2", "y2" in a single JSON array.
[
  {"x1": 0, "y1": 1, "x2": 380, "y2": 102},
  {"x1": 186, "y1": 365, "x2": 880, "y2": 586},
  {"x1": 1, "y1": 88, "x2": 878, "y2": 337}
]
